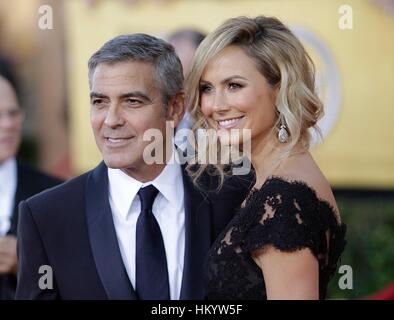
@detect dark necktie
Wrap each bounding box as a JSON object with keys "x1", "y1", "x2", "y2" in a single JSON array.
[{"x1": 135, "y1": 185, "x2": 170, "y2": 300}]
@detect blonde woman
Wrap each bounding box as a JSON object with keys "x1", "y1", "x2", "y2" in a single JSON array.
[{"x1": 186, "y1": 16, "x2": 346, "y2": 300}]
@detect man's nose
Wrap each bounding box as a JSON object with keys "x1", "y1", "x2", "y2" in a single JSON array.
[
  {"x1": 0, "y1": 111, "x2": 20, "y2": 130},
  {"x1": 104, "y1": 104, "x2": 125, "y2": 128}
]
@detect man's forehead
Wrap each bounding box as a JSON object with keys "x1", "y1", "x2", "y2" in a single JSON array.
[
  {"x1": 0, "y1": 77, "x2": 16, "y2": 94},
  {"x1": 0, "y1": 78, "x2": 18, "y2": 108},
  {"x1": 91, "y1": 61, "x2": 157, "y2": 91},
  {"x1": 94, "y1": 60, "x2": 154, "y2": 77}
]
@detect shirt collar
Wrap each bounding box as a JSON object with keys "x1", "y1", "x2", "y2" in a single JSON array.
[
  {"x1": 108, "y1": 167, "x2": 143, "y2": 220},
  {"x1": 148, "y1": 148, "x2": 184, "y2": 211},
  {"x1": 108, "y1": 146, "x2": 184, "y2": 220},
  {"x1": 0, "y1": 157, "x2": 17, "y2": 192}
]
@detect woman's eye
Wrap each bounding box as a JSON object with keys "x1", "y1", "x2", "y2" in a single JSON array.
[
  {"x1": 228, "y1": 83, "x2": 242, "y2": 90},
  {"x1": 200, "y1": 84, "x2": 212, "y2": 93}
]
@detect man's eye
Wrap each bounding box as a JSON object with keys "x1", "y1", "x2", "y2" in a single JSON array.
[
  {"x1": 92, "y1": 99, "x2": 103, "y2": 105},
  {"x1": 126, "y1": 99, "x2": 142, "y2": 105},
  {"x1": 200, "y1": 84, "x2": 212, "y2": 93},
  {"x1": 9, "y1": 109, "x2": 21, "y2": 117}
]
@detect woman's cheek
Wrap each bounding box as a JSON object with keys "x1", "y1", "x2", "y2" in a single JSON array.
[{"x1": 200, "y1": 100, "x2": 212, "y2": 117}]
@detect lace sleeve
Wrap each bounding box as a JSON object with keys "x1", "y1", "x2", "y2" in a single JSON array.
[{"x1": 240, "y1": 178, "x2": 331, "y2": 259}]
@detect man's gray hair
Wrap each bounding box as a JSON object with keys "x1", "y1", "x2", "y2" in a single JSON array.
[{"x1": 88, "y1": 33, "x2": 184, "y2": 105}]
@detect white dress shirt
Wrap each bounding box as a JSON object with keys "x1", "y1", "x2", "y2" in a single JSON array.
[
  {"x1": 108, "y1": 150, "x2": 185, "y2": 300},
  {"x1": 0, "y1": 157, "x2": 17, "y2": 236}
]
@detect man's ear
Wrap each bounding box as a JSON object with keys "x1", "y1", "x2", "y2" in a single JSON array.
[{"x1": 166, "y1": 91, "x2": 186, "y2": 128}]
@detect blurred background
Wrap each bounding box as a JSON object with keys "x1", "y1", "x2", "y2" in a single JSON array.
[{"x1": 0, "y1": 0, "x2": 393, "y2": 299}]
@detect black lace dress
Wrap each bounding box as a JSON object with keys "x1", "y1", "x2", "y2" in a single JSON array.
[{"x1": 205, "y1": 177, "x2": 347, "y2": 300}]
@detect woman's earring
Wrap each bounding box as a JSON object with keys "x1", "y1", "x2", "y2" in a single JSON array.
[{"x1": 278, "y1": 123, "x2": 289, "y2": 143}]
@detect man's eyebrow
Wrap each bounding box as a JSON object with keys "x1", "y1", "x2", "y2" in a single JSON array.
[
  {"x1": 90, "y1": 92, "x2": 108, "y2": 99},
  {"x1": 119, "y1": 91, "x2": 152, "y2": 103},
  {"x1": 89, "y1": 91, "x2": 152, "y2": 103}
]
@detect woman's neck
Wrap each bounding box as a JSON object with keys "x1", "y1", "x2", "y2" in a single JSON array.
[
  {"x1": 249, "y1": 137, "x2": 305, "y2": 189},
  {"x1": 249, "y1": 137, "x2": 278, "y2": 187}
]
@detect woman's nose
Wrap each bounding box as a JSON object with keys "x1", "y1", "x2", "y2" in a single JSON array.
[{"x1": 211, "y1": 91, "x2": 230, "y2": 113}]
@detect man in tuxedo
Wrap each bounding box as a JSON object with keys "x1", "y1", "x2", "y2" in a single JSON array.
[
  {"x1": 16, "y1": 34, "x2": 252, "y2": 300},
  {"x1": 0, "y1": 70, "x2": 62, "y2": 299}
]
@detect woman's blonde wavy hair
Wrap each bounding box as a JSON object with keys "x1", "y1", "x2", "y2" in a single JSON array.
[{"x1": 186, "y1": 16, "x2": 323, "y2": 189}]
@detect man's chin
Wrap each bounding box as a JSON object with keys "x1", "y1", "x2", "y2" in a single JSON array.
[
  {"x1": 103, "y1": 157, "x2": 135, "y2": 170},
  {"x1": 0, "y1": 149, "x2": 17, "y2": 164}
]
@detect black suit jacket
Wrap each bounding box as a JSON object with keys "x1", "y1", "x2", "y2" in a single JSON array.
[
  {"x1": 15, "y1": 162, "x2": 253, "y2": 300},
  {"x1": 0, "y1": 162, "x2": 62, "y2": 300}
]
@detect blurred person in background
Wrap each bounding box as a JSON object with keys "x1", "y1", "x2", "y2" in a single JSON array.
[
  {"x1": 0, "y1": 59, "x2": 62, "y2": 299},
  {"x1": 169, "y1": 29, "x2": 206, "y2": 140},
  {"x1": 168, "y1": 28, "x2": 205, "y2": 79}
]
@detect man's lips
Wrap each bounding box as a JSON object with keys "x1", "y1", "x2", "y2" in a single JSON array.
[
  {"x1": 104, "y1": 136, "x2": 134, "y2": 147},
  {"x1": 215, "y1": 116, "x2": 245, "y2": 129},
  {"x1": 0, "y1": 136, "x2": 17, "y2": 144}
]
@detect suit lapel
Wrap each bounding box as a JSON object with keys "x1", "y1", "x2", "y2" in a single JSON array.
[
  {"x1": 179, "y1": 166, "x2": 212, "y2": 300},
  {"x1": 85, "y1": 162, "x2": 137, "y2": 300}
]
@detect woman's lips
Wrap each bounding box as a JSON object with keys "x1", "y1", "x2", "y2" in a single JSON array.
[{"x1": 216, "y1": 116, "x2": 245, "y2": 130}]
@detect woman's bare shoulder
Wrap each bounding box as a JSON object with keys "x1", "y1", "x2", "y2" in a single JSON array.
[{"x1": 273, "y1": 152, "x2": 341, "y2": 222}]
